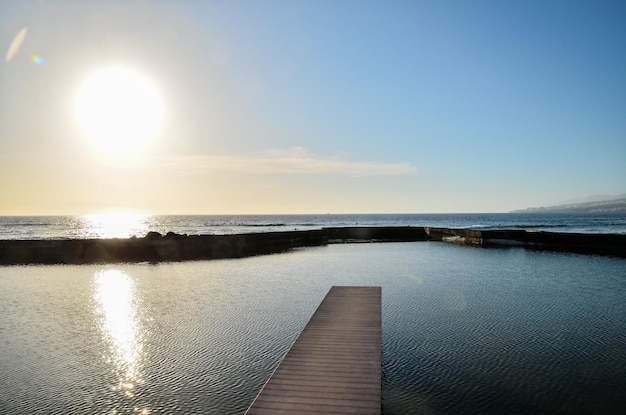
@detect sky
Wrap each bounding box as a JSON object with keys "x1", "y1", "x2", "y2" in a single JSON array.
[{"x1": 1, "y1": 0, "x2": 625, "y2": 215}]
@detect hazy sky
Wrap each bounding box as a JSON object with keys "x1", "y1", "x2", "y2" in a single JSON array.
[{"x1": 1, "y1": 0, "x2": 625, "y2": 215}]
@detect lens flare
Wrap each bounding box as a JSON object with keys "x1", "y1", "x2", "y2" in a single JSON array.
[
  {"x1": 31, "y1": 55, "x2": 44, "y2": 65},
  {"x1": 6, "y1": 27, "x2": 28, "y2": 62}
]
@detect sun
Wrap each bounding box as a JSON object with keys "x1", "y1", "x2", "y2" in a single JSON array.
[{"x1": 75, "y1": 66, "x2": 164, "y2": 157}]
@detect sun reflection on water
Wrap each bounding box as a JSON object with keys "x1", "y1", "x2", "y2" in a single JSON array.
[
  {"x1": 94, "y1": 269, "x2": 145, "y2": 400},
  {"x1": 80, "y1": 212, "x2": 152, "y2": 239}
]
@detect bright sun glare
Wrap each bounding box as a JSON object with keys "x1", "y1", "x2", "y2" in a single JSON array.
[
  {"x1": 75, "y1": 66, "x2": 164, "y2": 157},
  {"x1": 81, "y1": 212, "x2": 151, "y2": 238}
]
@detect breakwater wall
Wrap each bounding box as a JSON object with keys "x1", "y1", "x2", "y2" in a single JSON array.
[
  {"x1": 0, "y1": 227, "x2": 624, "y2": 265},
  {"x1": 0, "y1": 230, "x2": 328, "y2": 265},
  {"x1": 325, "y1": 226, "x2": 428, "y2": 242},
  {"x1": 426, "y1": 228, "x2": 626, "y2": 257}
]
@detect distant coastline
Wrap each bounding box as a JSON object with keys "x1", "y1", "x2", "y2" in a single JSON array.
[{"x1": 512, "y1": 197, "x2": 626, "y2": 213}]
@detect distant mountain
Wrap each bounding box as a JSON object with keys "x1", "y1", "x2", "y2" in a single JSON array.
[
  {"x1": 558, "y1": 193, "x2": 626, "y2": 205},
  {"x1": 512, "y1": 195, "x2": 626, "y2": 213}
]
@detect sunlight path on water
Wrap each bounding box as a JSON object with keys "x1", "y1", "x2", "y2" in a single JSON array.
[
  {"x1": 94, "y1": 269, "x2": 150, "y2": 414},
  {"x1": 79, "y1": 212, "x2": 153, "y2": 239}
]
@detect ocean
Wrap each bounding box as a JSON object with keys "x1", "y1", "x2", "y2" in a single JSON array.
[
  {"x1": 0, "y1": 213, "x2": 625, "y2": 414},
  {"x1": 1, "y1": 212, "x2": 625, "y2": 240}
]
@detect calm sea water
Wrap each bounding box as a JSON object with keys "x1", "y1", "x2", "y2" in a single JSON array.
[
  {"x1": 0, "y1": 212, "x2": 625, "y2": 240},
  {"x1": 1, "y1": 242, "x2": 625, "y2": 414}
]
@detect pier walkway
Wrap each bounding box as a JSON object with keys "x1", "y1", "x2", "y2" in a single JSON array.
[{"x1": 246, "y1": 286, "x2": 382, "y2": 415}]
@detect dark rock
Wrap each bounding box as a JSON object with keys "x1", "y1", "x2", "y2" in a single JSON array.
[
  {"x1": 164, "y1": 231, "x2": 186, "y2": 239},
  {"x1": 144, "y1": 231, "x2": 163, "y2": 239}
]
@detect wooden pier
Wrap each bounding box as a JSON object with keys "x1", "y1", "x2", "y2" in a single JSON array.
[{"x1": 246, "y1": 286, "x2": 382, "y2": 415}]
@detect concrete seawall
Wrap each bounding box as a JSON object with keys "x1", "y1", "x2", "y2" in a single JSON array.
[
  {"x1": 0, "y1": 230, "x2": 328, "y2": 265},
  {"x1": 325, "y1": 226, "x2": 428, "y2": 242},
  {"x1": 426, "y1": 227, "x2": 626, "y2": 257},
  {"x1": 0, "y1": 227, "x2": 624, "y2": 265}
]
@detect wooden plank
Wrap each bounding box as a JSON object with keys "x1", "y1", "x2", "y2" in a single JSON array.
[{"x1": 246, "y1": 286, "x2": 381, "y2": 415}]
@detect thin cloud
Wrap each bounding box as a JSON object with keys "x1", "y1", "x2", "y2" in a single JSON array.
[{"x1": 161, "y1": 148, "x2": 416, "y2": 177}]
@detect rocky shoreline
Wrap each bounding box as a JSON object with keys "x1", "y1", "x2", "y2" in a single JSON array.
[{"x1": 0, "y1": 227, "x2": 624, "y2": 265}]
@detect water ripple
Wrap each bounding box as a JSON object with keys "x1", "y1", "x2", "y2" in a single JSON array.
[{"x1": 1, "y1": 244, "x2": 626, "y2": 414}]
